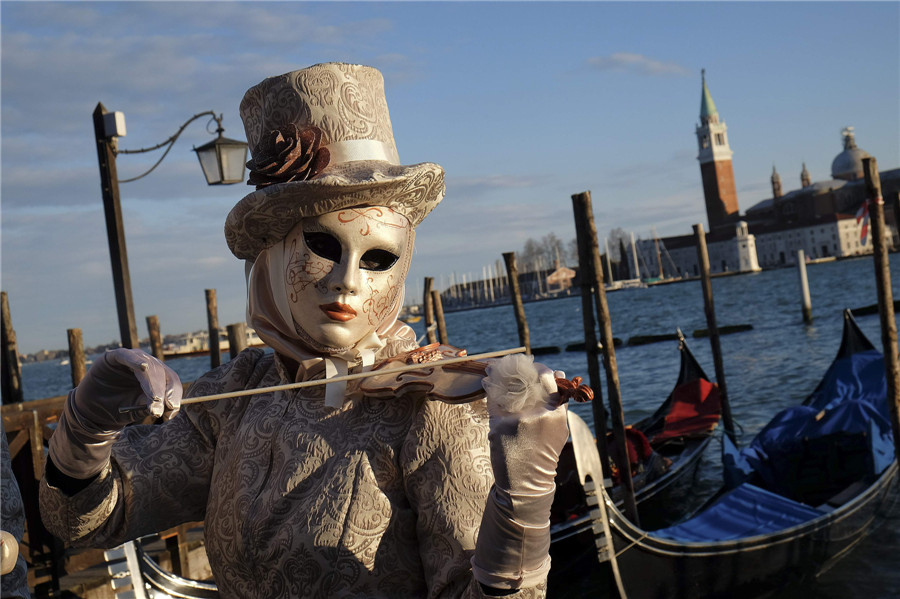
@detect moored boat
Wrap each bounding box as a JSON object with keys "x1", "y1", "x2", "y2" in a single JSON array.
[
  {"x1": 163, "y1": 328, "x2": 265, "y2": 358},
  {"x1": 596, "y1": 310, "x2": 899, "y2": 599},
  {"x1": 548, "y1": 333, "x2": 722, "y2": 595}
]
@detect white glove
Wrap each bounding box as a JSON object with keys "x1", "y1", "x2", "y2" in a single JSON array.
[
  {"x1": 472, "y1": 354, "x2": 569, "y2": 590},
  {"x1": 49, "y1": 349, "x2": 182, "y2": 480}
]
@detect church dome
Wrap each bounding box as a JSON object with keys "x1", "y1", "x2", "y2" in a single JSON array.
[{"x1": 831, "y1": 127, "x2": 870, "y2": 181}]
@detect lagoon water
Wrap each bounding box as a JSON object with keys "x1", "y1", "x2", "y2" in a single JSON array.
[{"x1": 20, "y1": 256, "x2": 900, "y2": 597}]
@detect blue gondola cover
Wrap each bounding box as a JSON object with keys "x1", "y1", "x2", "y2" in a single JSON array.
[
  {"x1": 670, "y1": 339, "x2": 894, "y2": 543},
  {"x1": 653, "y1": 483, "x2": 823, "y2": 542}
]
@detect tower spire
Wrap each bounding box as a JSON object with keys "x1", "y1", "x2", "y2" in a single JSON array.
[
  {"x1": 801, "y1": 162, "x2": 811, "y2": 187},
  {"x1": 700, "y1": 68, "x2": 718, "y2": 125},
  {"x1": 771, "y1": 165, "x2": 782, "y2": 198}
]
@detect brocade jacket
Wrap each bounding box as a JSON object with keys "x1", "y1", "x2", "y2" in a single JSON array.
[{"x1": 40, "y1": 348, "x2": 547, "y2": 598}]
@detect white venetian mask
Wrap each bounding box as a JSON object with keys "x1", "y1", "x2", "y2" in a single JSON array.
[{"x1": 282, "y1": 206, "x2": 412, "y2": 353}]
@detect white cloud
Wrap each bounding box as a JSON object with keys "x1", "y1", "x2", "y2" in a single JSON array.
[
  {"x1": 447, "y1": 174, "x2": 547, "y2": 198},
  {"x1": 587, "y1": 53, "x2": 688, "y2": 76}
]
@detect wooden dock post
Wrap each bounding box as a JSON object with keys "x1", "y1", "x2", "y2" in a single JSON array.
[
  {"x1": 146, "y1": 315, "x2": 165, "y2": 361},
  {"x1": 573, "y1": 191, "x2": 637, "y2": 524},
  {"x1": 66, "y1": 328, "x2": 87, "y2": 386},
  {"x1": 797, "y1": 249, "x2": 813, "y2": 324},
  {"x1": 431, "y1": 290, "x2": 449, "y2": 344},
  {"x1": 1, "y1": 292, "x2": 24, "y2": 404},
  {"x1": 502, "y1": 252, "x2": 531, "y2": 354},
  {"x1": 226, "y1": 323, "x2": 247, "y2": 360},
  {"x1": 206, "y1": 289, "x2": 221, "y2": 369},
  {"x1": 863, "y1": 157, "x2": 900, "y2": 458},
  {"x1": 693, "y1": 223, "x2": 737, "y2": 443},
  {"x1": 423, "y1": 277, "x2": 437, "y2": 344}
]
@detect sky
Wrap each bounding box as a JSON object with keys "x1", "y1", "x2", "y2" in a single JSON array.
[{"x1": 2, "y1": 1, "x2": 898, "y2": 355}]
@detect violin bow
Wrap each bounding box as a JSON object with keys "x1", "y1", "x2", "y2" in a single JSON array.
[{"x1": 120, "y1": 346, "x2": 527, "y2": 413}]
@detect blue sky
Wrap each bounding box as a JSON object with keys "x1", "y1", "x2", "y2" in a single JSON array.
[{"x1": 2, "y1": 1, "x2": 898, "y2": 354}]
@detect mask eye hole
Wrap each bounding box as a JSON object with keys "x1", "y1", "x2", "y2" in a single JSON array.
[
  {"x1": 303, "y1": 232, "x2": 341, "y2": 263},
  {"x1": 360, "y1": 249, "x2": 399, "y2": 271}
]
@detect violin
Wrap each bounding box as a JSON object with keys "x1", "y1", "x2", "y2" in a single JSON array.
[
  {"x1": 348, "y1": 344, "x2": 489, "y2": 404},
  {"x1": 123, "y1": 343, "x2": 593, "y2": 412},
  {"x1": 347, "y1": 343, "x2": 594, "y2": 406}
]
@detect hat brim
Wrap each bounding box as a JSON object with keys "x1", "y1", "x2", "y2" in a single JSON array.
[{"x1": 225, "y1": 160, "x2": 444, "y2": 260}]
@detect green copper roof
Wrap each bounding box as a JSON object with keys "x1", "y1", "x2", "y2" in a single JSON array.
[{"x1": 700, "y1": 69, "x2": 717, "y2": 119}]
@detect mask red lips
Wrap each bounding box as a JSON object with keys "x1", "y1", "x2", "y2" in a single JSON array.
[{"x1": 320, "y1": 302, "x2": 358, "y2": 322}]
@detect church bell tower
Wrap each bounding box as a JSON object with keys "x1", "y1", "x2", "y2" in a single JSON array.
[{"x1": 696, "y1": 70, "x2": 739, "y2": 231}]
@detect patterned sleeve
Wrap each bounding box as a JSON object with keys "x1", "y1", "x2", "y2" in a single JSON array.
[
  {"x1": 401, "y1": 399, "x2": 548, "y2": 599},
  {"x1": 2, "y1": 420, "x2": 31, "y2": 599},
  {"x1": 39, "y1": 348, "x2": 266, "y2": 548}
]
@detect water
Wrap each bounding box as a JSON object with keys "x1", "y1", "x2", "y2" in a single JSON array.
[{"x1": 19, "y1": 256, "x2": 900, "y2": 597}]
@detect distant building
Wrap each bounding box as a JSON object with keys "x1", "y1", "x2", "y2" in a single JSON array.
[
  {"x1": 546, "y1": 263, "x2": 576, "y2": 292},
  {"x1": 743, "y1": 126, "x2": 900, "y2": 266},
  {"x1": 637, "y1": 221, "x2": 760, "y2": 278},
  {"x1": 649, "y1": 73, "x2": 899, "y2": 277}
]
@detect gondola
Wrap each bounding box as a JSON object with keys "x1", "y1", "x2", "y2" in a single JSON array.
[
  {"x1": 547, "y1": 332, "x2": 722, "y2": 596},
  {"x1": 593, "y1": 310, "x2": 899, "y2": 599}
]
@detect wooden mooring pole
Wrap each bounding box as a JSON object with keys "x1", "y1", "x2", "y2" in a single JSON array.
[
  {"x1": 502, "y1": 252, "x2": 531, "y2": 354},
  {"x1": 1, "y1": 292, "x2": 24, "y2": 404},
  {"x1": 570, "y1": 197, "x2": 614, "y2": 484},
  {"x1": 227, "y1": 323, "x2": 247, "y2": 360},
  {"x1": 423, "y1": 277, "x2": 437, "y2": 344},
  {"x1": 146, "y1": 315, "x2": 165, "y2": 361},
  {"x1": 796, "y1": 250, "x2": 813, "y2": 324},
  {"x1": 572, "y1": 191, "x2": 637, "y2": 524},
  {"x1": 66, "y1": 328, "x2": 87, "y2": 386},
  {"x1": 693, "y1": 223, "x2": 737, "y2": 443},
  {"x1": 863, "y1": 157, "x2": 900, "y2": 458},
  {"x1": 431, "y1": 290, "x2": 449, "y2": 344},
  {"x1": 206, "y1": 289, "x2": 221, "y2": 369}
]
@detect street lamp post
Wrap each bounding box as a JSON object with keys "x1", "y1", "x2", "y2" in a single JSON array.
[{"x1": 92, "y1": 102, "x2": 248, "y2": 349}]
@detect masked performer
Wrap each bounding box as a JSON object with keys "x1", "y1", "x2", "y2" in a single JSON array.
[{"x1": 40, "y1": 63, "x2": 569, "y2": 599}]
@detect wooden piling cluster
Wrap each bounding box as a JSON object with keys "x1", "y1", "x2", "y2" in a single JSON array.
[
  {"x1": 0, "y1": 287, "x2": 258, "y2": 410},
  {"x1": 572, "y1": 191, "x2": 639, "y2": 524},
  {"x1": 0, "y1": 286, "x2": 251, "y2": 597}
]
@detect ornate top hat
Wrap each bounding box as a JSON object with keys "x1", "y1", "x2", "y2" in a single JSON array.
[{"x1": 225, "y1": 62, "x2": 445, "y2": 261}]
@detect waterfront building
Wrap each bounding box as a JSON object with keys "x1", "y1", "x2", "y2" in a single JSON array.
[
  {"x1": 636, "y1": 221, "x2": 760, "y2": 279},
  {"x1": 646, "y1": 73, "x2": 900, "y2": 277},
  {"x1": 743, "y1": 126, "x2": 900, "y2": 267}
]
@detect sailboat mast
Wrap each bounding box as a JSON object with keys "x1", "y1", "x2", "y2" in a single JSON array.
[
  {"x1": 631, "y1": 232, "x2": 641, "y2": 281},
  {"x1": 653, "y1": 226, "x2": 664, "y2": 279}
]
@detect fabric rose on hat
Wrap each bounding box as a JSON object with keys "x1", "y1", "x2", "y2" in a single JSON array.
[{"x1": 247, "y1": 123, "x2": 330, "y2": 189}]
